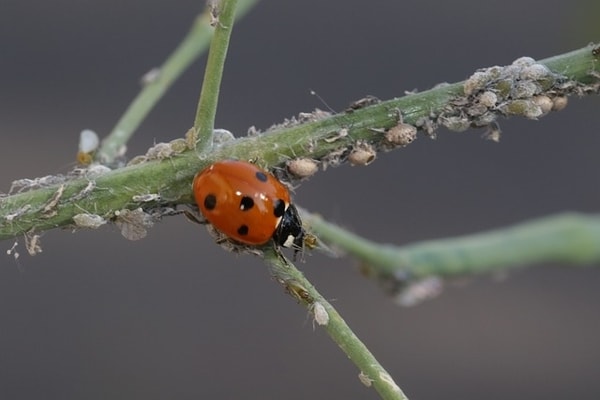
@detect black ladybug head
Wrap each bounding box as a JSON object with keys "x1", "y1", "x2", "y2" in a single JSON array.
[{"x1": 273, "y1": 204, "x2": 305, "y2": 252}]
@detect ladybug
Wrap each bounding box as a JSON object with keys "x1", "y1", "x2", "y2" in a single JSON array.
[{"x1": 193, "y1": 160, "x2": 305, "y2": 250}]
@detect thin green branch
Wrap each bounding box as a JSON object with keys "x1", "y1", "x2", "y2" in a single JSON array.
[
  {"x1": 262, "y1": 248, "x2": 409, "y2": 400},
  {"x1": 303, "y1": 211, "x2": 600, "y2": 279},
  {"x1": 193, "y1": 0, "x2": 239, "y2": 152},
  {"x1": 1, "y1": 45, "x2": 598, "y2": 240},
  {"x1": 98, "y1": 0, "x2": 258, "y2": 163}
]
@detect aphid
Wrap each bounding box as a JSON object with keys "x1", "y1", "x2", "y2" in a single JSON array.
[{"x1": 77, "y1": 130, "x2": 100, "y2": 165}]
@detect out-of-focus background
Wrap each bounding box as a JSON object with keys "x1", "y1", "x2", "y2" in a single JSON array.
[{"x1": 1, "y1": 1, "x2": 599, "y2": 399}]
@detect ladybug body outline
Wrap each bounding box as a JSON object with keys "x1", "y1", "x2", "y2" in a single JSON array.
[{"x1": 193, "y1": 160, "x2": 305, "y2": 249}]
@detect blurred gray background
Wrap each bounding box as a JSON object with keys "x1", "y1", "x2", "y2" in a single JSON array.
[{"x1": 1, "y1": 1, "x2": 600, "y2": 399}]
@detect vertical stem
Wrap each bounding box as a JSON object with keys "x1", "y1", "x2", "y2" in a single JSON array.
[
  {"x1": 98, "y1": 0, "x2": 258, "y2": 163},
  {"x1": 194, "y1": 0, "x2": 239, "y2": 152}
]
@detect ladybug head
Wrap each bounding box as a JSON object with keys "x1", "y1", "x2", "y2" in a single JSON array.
[{"x1": 273, "y1": 204, "x2": 305, "y2": 252}]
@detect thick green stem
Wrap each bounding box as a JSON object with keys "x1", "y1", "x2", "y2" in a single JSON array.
[{"x1": 1, "y1": 45, "x2": 598, "y2": 240}]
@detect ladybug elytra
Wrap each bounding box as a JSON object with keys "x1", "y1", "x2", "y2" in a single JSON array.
[{"x1": 193, "y1": 160, "x2": 305, "y2": 250}]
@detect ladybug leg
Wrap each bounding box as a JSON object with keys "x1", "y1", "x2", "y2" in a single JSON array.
[
  {"x1": 148, "y1": 205, "x2": 207, "y2": 223},
  {"x1": 182, "y1": 209, "x2": 208, "y2": 225},
  {"x1": 292, "y1": 248, "x2": 301, "y2": 262},
  {"x1": 291, "y1": 236, "x2": 305, "y2": 261},
  {"x1": 273, "y1": 243, "x2": 288, "y2": 263},
  {"x1": 215, "y1": 236, "x2": 229, "y2": 245}
]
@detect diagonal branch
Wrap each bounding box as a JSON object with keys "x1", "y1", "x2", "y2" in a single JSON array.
[
  {"x1": 1, "y1": 44, "x2": 599, "y2": 240},
  {"x1": 263, "y1": 248, "x2": 409, "y2": 400}
]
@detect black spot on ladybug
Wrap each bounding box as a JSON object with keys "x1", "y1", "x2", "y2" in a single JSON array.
[
  {"x1": 255, "y1": 171, "x2": 268, "y2": 182},
  {"x1": 240, "y1": 196, "x2": 254, "y2": 211},
  {"x1": 237, "y1": 224, "x2": 249, "y2": 236},
  {"x1": 273, "y1": 199, "x2": 286, "y2": 218},
  {"x1": 204, "y1": 194, "x2": 217, "y2": 210}
]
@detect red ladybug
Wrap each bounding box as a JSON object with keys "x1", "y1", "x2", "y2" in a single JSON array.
[{"x1": 193, "y1": 160, "x2": 305, "y2": 249}]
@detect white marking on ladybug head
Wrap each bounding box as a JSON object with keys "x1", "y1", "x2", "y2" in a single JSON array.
[{"x1": 282, "y1": 234, "x2": 295, "y2": 248}]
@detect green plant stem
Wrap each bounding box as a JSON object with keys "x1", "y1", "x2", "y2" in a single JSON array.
[
  {"x1": 263, "y1": 248, "x2": 408, "y2": 400},
  {"x1": 98, "y1": 0, "x2": 258, "y2": 163},
  {"x1": 1, "y1": 45, "x2": 598, "y2": 240},
  {"x1": 193, "y1": 0, "x2": 239, "y2": 152},
  {"x1": 303, "y1": 211, "x2": 600, "y2": 279}
]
